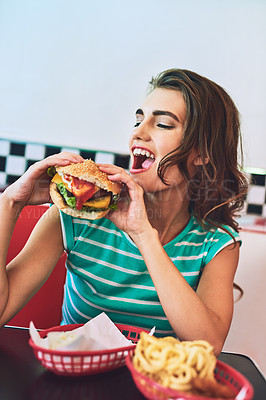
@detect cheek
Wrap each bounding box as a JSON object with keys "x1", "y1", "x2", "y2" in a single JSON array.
[
  {"x1": 128, "y1": 135, "x2": 135, "y2": 150},
  {"x1": 157, "y1": 137, "x2": 181, "y2": 158}
]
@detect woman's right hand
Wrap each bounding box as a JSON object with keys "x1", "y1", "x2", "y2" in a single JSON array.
[{"x1": 3, "y1": 152, "x2": 84, "y2": 209}]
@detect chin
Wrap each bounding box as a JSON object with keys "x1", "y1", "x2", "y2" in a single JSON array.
[{"x1": 131, "y1": 172, "x2": 165, "y2": 194}]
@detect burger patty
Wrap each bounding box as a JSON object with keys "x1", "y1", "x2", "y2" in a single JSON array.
[
  {"x1": 57, "y1": 183, "x2": 116, "y2": 211},
  {"x1": 61, "y1": 186, "x2": 109, "y2": 201},
  {"x1": 90, "y1": 188, "x2": 110, "y2": 200}
]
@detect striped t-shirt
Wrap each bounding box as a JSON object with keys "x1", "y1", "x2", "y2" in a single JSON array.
[{"x1": 60, "y1": 212, "x2": 240, "y2": 336}]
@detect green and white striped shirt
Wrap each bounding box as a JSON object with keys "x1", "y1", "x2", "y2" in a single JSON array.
[{"x1": 60, "y1": 212, "x2": 240, "y2": 336}]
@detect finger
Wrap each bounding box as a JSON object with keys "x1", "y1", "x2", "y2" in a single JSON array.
[
  {"x1": 45, "y1": 152, "x2": 84, "y2": 168},
  {"x1": 98, "y1": 164, "x2": 124, "y2": 174},
  {"x1": 99, "y1": 165, "x2": 144, "y2": 201},
  {"x1": 109, "y1": 172, "x2": 144, "y2": 202},
  {"x1": 48, "y1": 152, "x2": 84, "y2": 164},
  {"x1": 99, "y1": 164, "x2": 133, "y2": 188},
  {"x1": 26, "y1": 153, "x2": 84, "y2": 180}
]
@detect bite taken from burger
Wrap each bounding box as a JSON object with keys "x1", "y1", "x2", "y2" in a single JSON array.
[{"x1": 48, "y1": 159, "x2": 121, "y2": 220}]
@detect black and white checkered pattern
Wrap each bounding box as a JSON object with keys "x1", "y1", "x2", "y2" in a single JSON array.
[
  {"x1": 0, "y1": 138, "x2": 130, "y2": 190},
  {"x1": 1, "y1": 138, "x2": 266, "y2": 217},
  {"x1": 244, "y1": 173, "x2": 266, "y2": 217}
]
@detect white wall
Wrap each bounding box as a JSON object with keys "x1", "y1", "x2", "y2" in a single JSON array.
[
  {"x1": 224, "y1": 230, "x2": 266, "y2": 376},
  {"x1": 0, "y1": 0, "x2": 266, "y2": 165}
]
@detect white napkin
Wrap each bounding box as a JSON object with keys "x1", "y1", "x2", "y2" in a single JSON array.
[{"x1": 29, "y1": 312, "x2": 133, "y2": 352}]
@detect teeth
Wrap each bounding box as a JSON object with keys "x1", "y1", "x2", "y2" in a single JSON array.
[{"x1": 133, "y1": 148, "x2": 154, "y2": 159}]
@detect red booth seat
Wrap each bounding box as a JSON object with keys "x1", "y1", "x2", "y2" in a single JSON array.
[{"x1": 6, "y1": 205, "x2": 66, "y2": 329}]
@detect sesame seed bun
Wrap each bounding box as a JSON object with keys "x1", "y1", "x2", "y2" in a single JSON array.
[
  {"x1": 49, "y1": 159, "x2": 121, "y2": 220},
  {"x1": 55, "y1": 159, "x2": 121, "y2": 194}
]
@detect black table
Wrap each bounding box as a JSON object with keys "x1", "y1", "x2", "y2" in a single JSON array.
[{"x1": 0, "y1": 326, "x2": 265, "y2": 400}]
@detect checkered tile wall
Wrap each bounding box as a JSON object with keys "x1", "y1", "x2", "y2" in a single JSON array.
[
  {"x1": 0, "y1": 138, "x2": 130, "y2": 188},
  {"x1": 1, "y1": 138, "x2": 266, "y2": 217},
  {"x1": 244, "y1": 173, "x2": 266, "y2": 217}
]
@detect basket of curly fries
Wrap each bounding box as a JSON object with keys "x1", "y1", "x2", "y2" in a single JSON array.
[{"x1": 125, "y1": 332, "x2": 254, "y2": 400}]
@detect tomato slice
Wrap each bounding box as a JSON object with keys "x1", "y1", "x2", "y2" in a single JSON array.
[{"x1": 71, "y1": 176, "x2": 98, "y2": 210}]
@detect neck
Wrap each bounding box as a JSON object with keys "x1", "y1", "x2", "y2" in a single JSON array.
[{"x1": 144, "y1": 185, "x2": 190, "y2": 246}]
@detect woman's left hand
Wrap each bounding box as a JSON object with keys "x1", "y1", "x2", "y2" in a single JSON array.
[{"x1": 98, "y1": 165, "x2": 152, "y2": 237}]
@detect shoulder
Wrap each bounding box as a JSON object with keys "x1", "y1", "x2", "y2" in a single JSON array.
[
  {"x1": 188, "y1": 215, "x2": 240, "y2": 239},
  {"x1": 185, "y1": 216, "x2": 241, "y2": 264}
]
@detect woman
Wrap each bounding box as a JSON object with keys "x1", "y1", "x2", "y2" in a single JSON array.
[{"x1": 0, "y1": 69, "x2": 248, "y2": 355}]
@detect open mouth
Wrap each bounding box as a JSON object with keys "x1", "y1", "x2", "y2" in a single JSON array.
[{"x1": 130, "y1": 147, "x2": 155, "y2": 173}]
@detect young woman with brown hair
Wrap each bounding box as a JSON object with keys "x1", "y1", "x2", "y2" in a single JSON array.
[{"x1": 0, "y1": 69, "x2": 248, "y2": 355}]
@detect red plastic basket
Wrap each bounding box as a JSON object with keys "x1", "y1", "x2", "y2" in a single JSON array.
[
  {"x1": 29, "y1": 323, "x2": 147, "y2": 376},
  {"x1": 126, "y1": 352, "x2": 254, "y2": 400}
]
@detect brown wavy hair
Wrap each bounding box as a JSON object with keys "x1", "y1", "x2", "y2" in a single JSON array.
[{"x1": 149, "y1": 69, "x2": 249, "y2": 233}]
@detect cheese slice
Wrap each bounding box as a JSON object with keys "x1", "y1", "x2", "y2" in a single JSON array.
[
  {"x1": 83, "y1": 195, "x2": 111, "y2": 209},
  {"x1": 51, "y1": 173, "x2": 64, "y2": 184},
  {"x1": 52, "y1": 173, "x2": 110, "y2": 210}
]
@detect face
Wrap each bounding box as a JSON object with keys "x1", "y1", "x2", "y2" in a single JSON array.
[{"x1": 129, "y1": 88, "x2": 187, "y2": 193}]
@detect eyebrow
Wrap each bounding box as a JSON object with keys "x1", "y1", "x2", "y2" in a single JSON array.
[{"x1": 135, "y1": 108, "x2": 180, "y2": 123}]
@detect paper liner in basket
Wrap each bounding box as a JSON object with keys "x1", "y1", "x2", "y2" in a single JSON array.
[{"x1": 29, "y1": 312, "x2": 133, "y2": 351}]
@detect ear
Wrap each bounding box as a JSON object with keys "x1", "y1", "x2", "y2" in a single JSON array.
[{"x1": 193, "y1": 156, "x2": 209, "y2": 166}]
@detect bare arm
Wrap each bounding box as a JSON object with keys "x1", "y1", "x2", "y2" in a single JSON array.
[
  {"x1": 99, "y1": 164, "x2": 239, "y2": 355},
  {"x1": 0, "y1": 204, "x2": 64, "y2": 327},
  {"x1": 0, "y1": 152, "x2": 84, "y2": 326},
  {"x1": 131, "y1": 228, "x2": 239, "y2": 355},
  {"x1": 0, "y1": 194, "x2": 21, "y2": 319}
]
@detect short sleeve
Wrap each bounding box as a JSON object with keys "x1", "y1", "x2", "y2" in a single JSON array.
[
  {"x1": 59, "y1": 211, "x2": 75, "y2": 253},
  {"x1": 204, "y1": 226, "x2": 241, "y2": 266}
]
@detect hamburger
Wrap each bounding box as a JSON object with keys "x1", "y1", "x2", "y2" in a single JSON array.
[{"x1": 49, "y1": 159, "x2": 121, "y2": 219}]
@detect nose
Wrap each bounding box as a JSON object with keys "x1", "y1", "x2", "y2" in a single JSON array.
[{"x1": 132, "y1": 121, "x2": 151, "y2": 142}]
